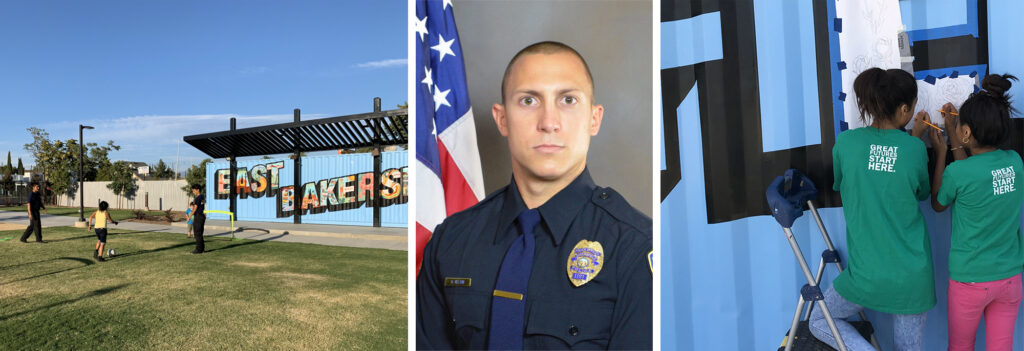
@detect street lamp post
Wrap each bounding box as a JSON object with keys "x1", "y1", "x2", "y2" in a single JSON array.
[{"x1": 79, "y1": 125, "x2": 94, "y2": 223}]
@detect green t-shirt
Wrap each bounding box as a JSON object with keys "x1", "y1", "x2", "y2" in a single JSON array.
[
  {"x1": 831, "y1": 127, "x2": 935, "y2": 314},
  {"x1": 936, "y1": 149, "x2": 1024, "y2": 283}
]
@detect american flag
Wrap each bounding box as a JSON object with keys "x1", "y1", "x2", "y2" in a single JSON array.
[{"x1": 414, "y1": 0, "x2": 485, "y2": 274}]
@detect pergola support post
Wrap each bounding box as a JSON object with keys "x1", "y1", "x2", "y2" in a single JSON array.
[
  {"x1": 229, "y1": 118, "x2": 237, "y2": 220},
  {"x1": 293, "y1": 109, "x2": 302, "y2": 225},
  {"x1": 373, "y1": 98, "x2": 382, "y2": 228}
]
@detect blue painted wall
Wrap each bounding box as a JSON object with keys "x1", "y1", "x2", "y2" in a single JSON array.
[
  {"x1": 662, "y1": 1, "x2": 1024, "y2": 349},
  {"x1": 205, "y1": 151, "x2": 408, "y2": 227},
  {"x1": 987, "y1": 1, "x2": 1024, "y2": 115},
  {"x1": 752, "y1": 0, "x2": 821, "y2": 152}
]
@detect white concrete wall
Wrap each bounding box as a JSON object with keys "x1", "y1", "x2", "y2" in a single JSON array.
[{"x1": 55, "y1": 179, "x2": 191, "y2": 211}]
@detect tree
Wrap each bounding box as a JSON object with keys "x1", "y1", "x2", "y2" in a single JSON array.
[
  {"x1": 181, "y1": 159, "x2": 212, "y2": 195},
  {"x1": 16, "y1": 158, "x2": 23, "y2": 175},
  {"x1": 24, "y1": 127, "x2": 121, "y2": 205},
  {"x1": 0, "y1": 170, "x2": 13, "y2": 196},
  {"x1": 24, "y1": 131, "x2": 78, "y2": 205},
  {"x1": 150, "y1": 159, "x2": 174, "y2": 179},
  {"x1": 26, "y1": 126, "x2": 120, "y2": 175},
  {"x1": 4, "y1": 151, "x2": 11, "y2": 174},
  {"x1": 106, "y1": 161, "x2": 137, "y2": 209},
  {"x1": 24, "y1": 127, "x2": 50, "y2": 169},
  {"x1": 85, "y1": 141, "x2": 119, "y2": 181}
]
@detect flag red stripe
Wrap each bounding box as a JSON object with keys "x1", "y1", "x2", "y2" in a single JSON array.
[
  {"x1": 437, "y1": 138, "x2": 480, "y2": 216},
  {"x1": 416, "y1": 222, "x2": 434, "y2": 275}
]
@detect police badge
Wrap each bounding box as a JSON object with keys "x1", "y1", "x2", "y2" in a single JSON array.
[{"x1": 567, "y1": 240, "x2": 604, "y2": 287}]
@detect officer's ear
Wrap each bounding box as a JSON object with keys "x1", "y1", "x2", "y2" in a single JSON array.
[
  {"x1": 589, "y1": 103, "x2": 604, "y2": 136},
  {"x1": 492, "y1": 102, "x2": 509, "y2": 137}
]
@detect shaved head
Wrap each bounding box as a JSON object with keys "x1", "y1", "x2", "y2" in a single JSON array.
[{"x1": 500, "y1": 41, "x2": 594, "y2": 103}]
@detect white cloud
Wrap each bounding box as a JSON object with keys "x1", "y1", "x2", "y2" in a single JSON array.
[
  {"x1": 33, "y1": 113, "x2": 329, "y2": 173},
  {"x1": 355, "y1": 58, "x2": 407, "y2": 69}
]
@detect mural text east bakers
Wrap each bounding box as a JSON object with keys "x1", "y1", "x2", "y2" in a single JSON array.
[{"x1": 213, "y1": 161, "x2": 409, "y2": 218}]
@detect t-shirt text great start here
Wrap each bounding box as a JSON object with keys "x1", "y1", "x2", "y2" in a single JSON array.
[
  {"x1": 993, "y1": 166, "x2": 1017, "y2": 195},
  {"x1": 868, "y1": 144, "x2": 899, "y2": 173}
]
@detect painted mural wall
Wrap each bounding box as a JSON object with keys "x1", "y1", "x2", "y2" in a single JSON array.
[
  {"x1": 661, "y1": 0, "x2": 1024, "y2": 350},
  {"x1": 205, "y1": 151, "x2": 408, "y2": 227}
]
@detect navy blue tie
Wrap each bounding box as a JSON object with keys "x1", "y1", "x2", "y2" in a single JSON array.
[{"x1": 487, "y1": 209, "x2": 541, "y2": 350}]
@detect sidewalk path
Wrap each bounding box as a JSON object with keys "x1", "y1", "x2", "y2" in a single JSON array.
[{"x1": 0, "y1": 211, "x2": 407, "y2": 251}]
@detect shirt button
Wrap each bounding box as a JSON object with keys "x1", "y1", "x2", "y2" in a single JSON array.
[
  {"x1": 599, "y1": 192, "x2": 608, "y2": 199},
  {"x1": 569, "y1": 325, "x2": 579, "y2": 336}
]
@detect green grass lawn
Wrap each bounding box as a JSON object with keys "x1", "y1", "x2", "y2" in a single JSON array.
[
  {"x1": 0, "y1": 206, "x2": 175, "y2": 221},
  {"x1": 0, "y1": 227, "x2": 407, "y2": 350}
]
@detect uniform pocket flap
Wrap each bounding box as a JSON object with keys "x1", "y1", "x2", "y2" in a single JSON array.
[
  {"x1": 525, "y1": 299, "x2": 613, "y2": 346},
  {"x1": 445, "y1": 290, "x2": 489, "y2": 336}
]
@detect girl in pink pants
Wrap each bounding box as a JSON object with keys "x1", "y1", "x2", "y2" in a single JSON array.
[
  {"x1": 947, "y1": 275, "x2": 1022, "y2": 350},
  {"x1": 930, "y1": 74, "x2": 1024, "y2": 351}
]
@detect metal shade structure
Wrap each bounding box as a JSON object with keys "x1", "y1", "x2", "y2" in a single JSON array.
[
  {"x1": 183, "y1": 98, "x2": 407, "y2": 227},
  {"x1": 184, "y1": 109, "x2": 407, "y2": 158}
]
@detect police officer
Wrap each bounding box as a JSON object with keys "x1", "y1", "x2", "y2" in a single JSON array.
[
  {"x1": 190, "y1": 184, "x2": 206, "y2": 254},
  {"x1": 417, "y1": 41, "x2": 653, "y2": 350},
  {"x1": 20, "y1": 182, "x2": 46, "y2": 243}
]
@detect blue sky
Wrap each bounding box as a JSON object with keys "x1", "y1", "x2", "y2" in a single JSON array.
[{"x1": 0, "y1": 0, "x2": 407, "y2": 173}]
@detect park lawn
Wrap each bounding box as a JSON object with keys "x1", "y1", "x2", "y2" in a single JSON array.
[
  {"x1": 0, "y1": 206, "x2": 175, "y2": 221},
  {"x1": 0, "y1": 227, "x2": 407, "y2": 350}
]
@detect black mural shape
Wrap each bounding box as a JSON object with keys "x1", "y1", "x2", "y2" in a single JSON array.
[
  {"x1": 660, "y1": 0, "x2": 1010, "y2": 224},
  {"x1": 661, "y1": 0, "x2": 839, "y2": 224},
  {"x1": 910, "y1": 0, "x2": 987, "y2": 73}
]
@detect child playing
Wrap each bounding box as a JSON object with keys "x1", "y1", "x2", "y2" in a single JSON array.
[
  {"x1": 87, "y1": 201, "x2": 119, "y2": 262},
  {"x1": 185, "y1": 202, "x2": 194, "y2": 238},
  {"x1": 810, "y1": 67, "x2": 935, "y2": 351},
  {"x1": 929, "y1": 74, "x2": 1022, "y2": 351}
]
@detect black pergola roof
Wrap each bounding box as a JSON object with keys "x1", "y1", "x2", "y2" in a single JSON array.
[{"x1": 184, "y1": 109, "x2": 407, "y2": 158}]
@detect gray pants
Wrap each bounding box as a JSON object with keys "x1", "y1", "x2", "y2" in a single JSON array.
[{"x1": 810, "y1": 286, "x2": 927, "y2": 351}]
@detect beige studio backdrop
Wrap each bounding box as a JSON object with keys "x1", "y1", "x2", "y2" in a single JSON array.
[{"x1": 453, "y1": 0, "x2": 653, "y2": 215}]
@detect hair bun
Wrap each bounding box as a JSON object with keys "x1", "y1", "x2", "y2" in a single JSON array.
[{"x1": 981, "y1": 74, "x2": 1016, "y2": 97}]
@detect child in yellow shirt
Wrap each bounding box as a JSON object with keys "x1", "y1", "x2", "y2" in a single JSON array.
[{"x1": 87, "y1": 201, "x2": 119, "y2": 262}]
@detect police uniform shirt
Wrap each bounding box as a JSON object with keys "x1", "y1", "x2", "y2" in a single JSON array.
[{"x1": 417, "y1": 169, "x2": 653, "y2": 350}]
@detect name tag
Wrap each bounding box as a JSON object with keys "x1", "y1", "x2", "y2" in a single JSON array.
[{"x1": 444, "y1": 277, "x2": 471, "y2": 287}]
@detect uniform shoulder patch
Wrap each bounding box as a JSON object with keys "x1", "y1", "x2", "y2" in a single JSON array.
[{"x1": 648, "y1": 250, "x2": 654, "y2": 273}]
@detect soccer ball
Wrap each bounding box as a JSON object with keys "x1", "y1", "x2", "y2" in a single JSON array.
[{"x1": 108, "y1": 249, "x2": 116, "y2": 257}]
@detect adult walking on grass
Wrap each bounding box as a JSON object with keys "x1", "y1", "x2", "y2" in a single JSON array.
[
  {"x1": 190, "y1": 184, "x2": 206, "y2": 254},
  {"x1": 20, "y1": 182, "x2": 46, "y2": 243}
]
